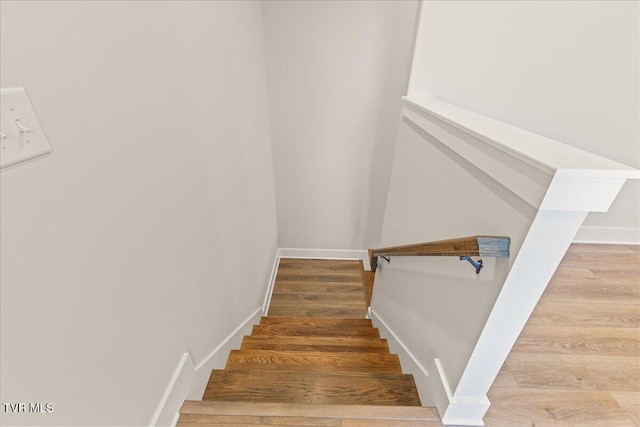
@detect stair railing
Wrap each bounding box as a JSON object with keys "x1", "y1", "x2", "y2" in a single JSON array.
[{"x1": 368, "y1": 235, "x2": 510, "y2": 273}]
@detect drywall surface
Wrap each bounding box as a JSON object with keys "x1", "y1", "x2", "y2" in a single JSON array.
[
  {"x1": 263, "y1": 0, "x2": 419, "y2": 249},
  {"x1": 0, "y1": 1, "x2": 277, "y2": 425},
  {"x1": 372, "y1": 118, "x2": 534, "y2": 395},
  {"x1": 409, "y1": 0, "x2": 639, "y2": 243}
]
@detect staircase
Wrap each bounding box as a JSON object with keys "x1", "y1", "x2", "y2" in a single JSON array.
[{"x1": 177, "y1": 259, "x2": 440, "y2": 426}]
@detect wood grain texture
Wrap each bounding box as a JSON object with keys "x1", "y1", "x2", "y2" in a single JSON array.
[
  {"x1": 180, "y1": 258, "x2": 430, "y2": 426},
  {"x1": 610, "y1": 392, "x2": 640, "y2": 426},
  {"x1": 343, "y1": 420, "x2": 441, "y2": 427},
  {"x1": 251, "y1": 324, "x2": 380, "y2": 338},
  {"x1": 240, "y1": 336, "x2": 390, "y2": 353},
  {"x1": 225, "y1": 350, "x2": 401, "y2": 374},
  {"x1": 485, "y1": 389, "x2": 636, "y2": 427},
  {"x1": 260, "y1": 317, "x2": 372, "y2": 327},
  {"x1": 513, "y1": 324, "x2": 639, "y2": 357},
  {"x1": 486, "y1": 243, "x2": 640, "y2": 426},
  {"x1": 363, "y1": 271, "x2": 375, "y2": 308},
  {"x1": 369, "y1": 236, "x2": 510, "y2": 271},
  {"x1": 180, "y1": 401, "x2": 439, "y2": 420},
  {"x1": 269, "y1": 258, "x2": 367, "y2": 318},
  {"x1": 267, "y1": 306, "x2": 368, "y2": 318},
  {"x1": 203, "y1": 370, "x2": 421, "y2": 406},
  {"x1": 528, "y1": 301, "x2": 640, "y2": 328}
]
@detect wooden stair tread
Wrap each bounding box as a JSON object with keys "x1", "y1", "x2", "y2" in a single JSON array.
[
  {"x1": 225, "y1": 350, "x2": 401, "y2": 373},
  {"x1": 203, "y1": 370, "x2": 421, "y2": 406},
  {"x1": 278, "y1": 258, "x2": 362, "y2": 268},
  {"x1": 275, "y1": 274, "x2": 363, "y2": 284},
  {"x1": 260, "y1": 317, "x2": 372, "y2": 326},
  {"x1": 272, "y1": 282, "x2": 365, "y2": 294},
  {"x1": 251, "y1": 324, "x2": 379, "y2": 337},
  {"x1": 240, "y1": 336, "x2": 389, "y2": 353},
  {"x1": 267, "y1": 306, "x2": 367, "y2": 318},
  {"x1": 181, "y1": 400, "x2": 440, "y2": 420},
  {"x1": 277, "y1": 259, "x2": 363, "y2": 275}
]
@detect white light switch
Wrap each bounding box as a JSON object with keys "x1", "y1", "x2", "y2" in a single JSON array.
[{"x1": 1, "y1": 87, "x2": 52, "y2": 169}]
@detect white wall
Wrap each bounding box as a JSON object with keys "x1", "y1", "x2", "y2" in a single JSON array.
[
  {"x1": 409, "y1": 0, "x2": 639, "y2": 243},
  {"x1": 262, "y1": 0, "x2": 419, "y2": 250},
  {"x1": 0, "y1": 2, "x2": 277, "y2": 426}
]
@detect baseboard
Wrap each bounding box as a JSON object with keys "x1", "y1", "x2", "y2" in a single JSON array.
[
  {"x1": 189, "y1": 307, "x2": 263, "y2": 398},
  {"x1": 430, "y1": 359, "x2": 489, "y2": 426},
  {"x1": 262, "y1": 253, "x2": 281, "y2": 314},
  {"x1": 151, "y1": 307, "x2": 262, "y2": 427},
  {"x1": 370, "y1": 309, "x2": 488, "y2": 426},
  {"x1": 574, "y1": 226, "x2": 640, "y2": 244},
  {"x1": 150, "y1": 353, "x2": 195, "y2": 427},
  {"x1": 368, "y1": 309, "x2": 433, "y2": 406}
]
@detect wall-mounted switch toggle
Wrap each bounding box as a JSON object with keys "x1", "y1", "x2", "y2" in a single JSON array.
[
  {"x1": 0, "y1": 87, "x2": 52, "y2": 169},
  {"x1": 15, "y1": 119, "x2": 31, "y2": 149},
  {"x1": 15, "y1": 119, "x2": 30, "y2": 133}
]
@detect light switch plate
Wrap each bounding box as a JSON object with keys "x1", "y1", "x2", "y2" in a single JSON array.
[{"x1": 1, "y1": 87, "x2": 52, "y2": 169}]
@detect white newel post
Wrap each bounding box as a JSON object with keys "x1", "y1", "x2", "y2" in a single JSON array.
[{"x1": 444, "y1": 174, "x2": 634, "y2": 425}]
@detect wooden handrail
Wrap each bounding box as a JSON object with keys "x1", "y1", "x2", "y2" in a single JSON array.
[{"x1": 368, "y1": 235, "x2": 510, "y2": 272}]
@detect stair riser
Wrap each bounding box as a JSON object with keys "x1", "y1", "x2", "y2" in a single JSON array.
[
  {"x1": 251, "y1": 325, "x2": 380, "y2": 338},
  {"x1": 260, "y1": 317, "x2": 372, "y2": 327}
]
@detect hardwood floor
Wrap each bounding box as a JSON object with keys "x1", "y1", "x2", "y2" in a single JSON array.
[
  {"x1": 268, "y1": 258, "x2": 368, "y2": 318},
  {"x1": 485, "y1": 244, "x2": 640, "y2": 426},
  {"x1": 179, "y1": 401, "x2": 440, "y2": 426}
]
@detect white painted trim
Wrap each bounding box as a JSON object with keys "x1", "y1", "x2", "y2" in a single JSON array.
[
  {"x1": 278, "y1": 248, "x2": 371, "y2": 270},
  {"x1": 188, "y1": 307, "x2": 262, "y2": 400},
  {"x1": 403, "y1": 103, "x2": 551, "y2": 209},
  {"x1": 574, "y1": 226, "x2": 640, "y2": 245},
  {"x1": 369, "y1": 309, "x2": 431, "y2": 407},
  {"x1": 194, "y1": 307, "x2": 262, "y2": 372},
  {"x1": 428, "y1": 359, "x2": 452, "y2": 423},
  {"x1": 370, "y1": 309, "x2": 487, "y2": 426},
  {"x1": 169, "y1": 412, "x2": 180, "y2": 427},
  {"x1": 150, "y1": 353, "x2": 195, "y2": 427},
  {"x1": 432, "y1": 360, "x2": 488, "y2": 427},
  {"x1": 403, "y1": 95, "x2": 640, "y2": 180},
  {"x1": 151, "y1": 308, "x2": 262, "y2": 426},
  {"x1": 262, "y1": 253, "x2": 281, "y2": 315}
]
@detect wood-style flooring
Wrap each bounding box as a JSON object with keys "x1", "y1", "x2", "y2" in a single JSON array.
[
  {"x1": 485, "y1": 243, "x2": 640, "y2": 426},
  {"x1": 268, "y1": 258, "x2": 368, "y2": 318},
  {"x1": 179, "y1": 258, "x2": 434, "y2": 425}
]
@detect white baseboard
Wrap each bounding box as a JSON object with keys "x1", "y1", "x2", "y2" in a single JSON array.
[
  {"x1": 370, "y1": 309, "x2": 487, "y2": 427},
  {"x1": 150, "y1": 307, "x2": 262, "y2": 427},
  {"x1": 430, "y1": 359, "x2": 489, "y2": 426},
  {"x1": 262, "y1": 254, "x2": 281, "y2": 315},
  {"x1": 150, "y1": 353, "x2": 195, "y2": 427},
  {"x1": 574, "y1": 226, "x2": 640, "y2": 244},
  {"x1": 189, "y1": 307, "x2": 263, "y2": 398},
  {"x1": 369, "y1": 309, "x2": 433, "y2": 406}
]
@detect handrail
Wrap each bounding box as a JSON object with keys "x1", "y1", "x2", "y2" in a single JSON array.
[{"x1": 368, "y1": 235, "x2": 510, "y2": 272}]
